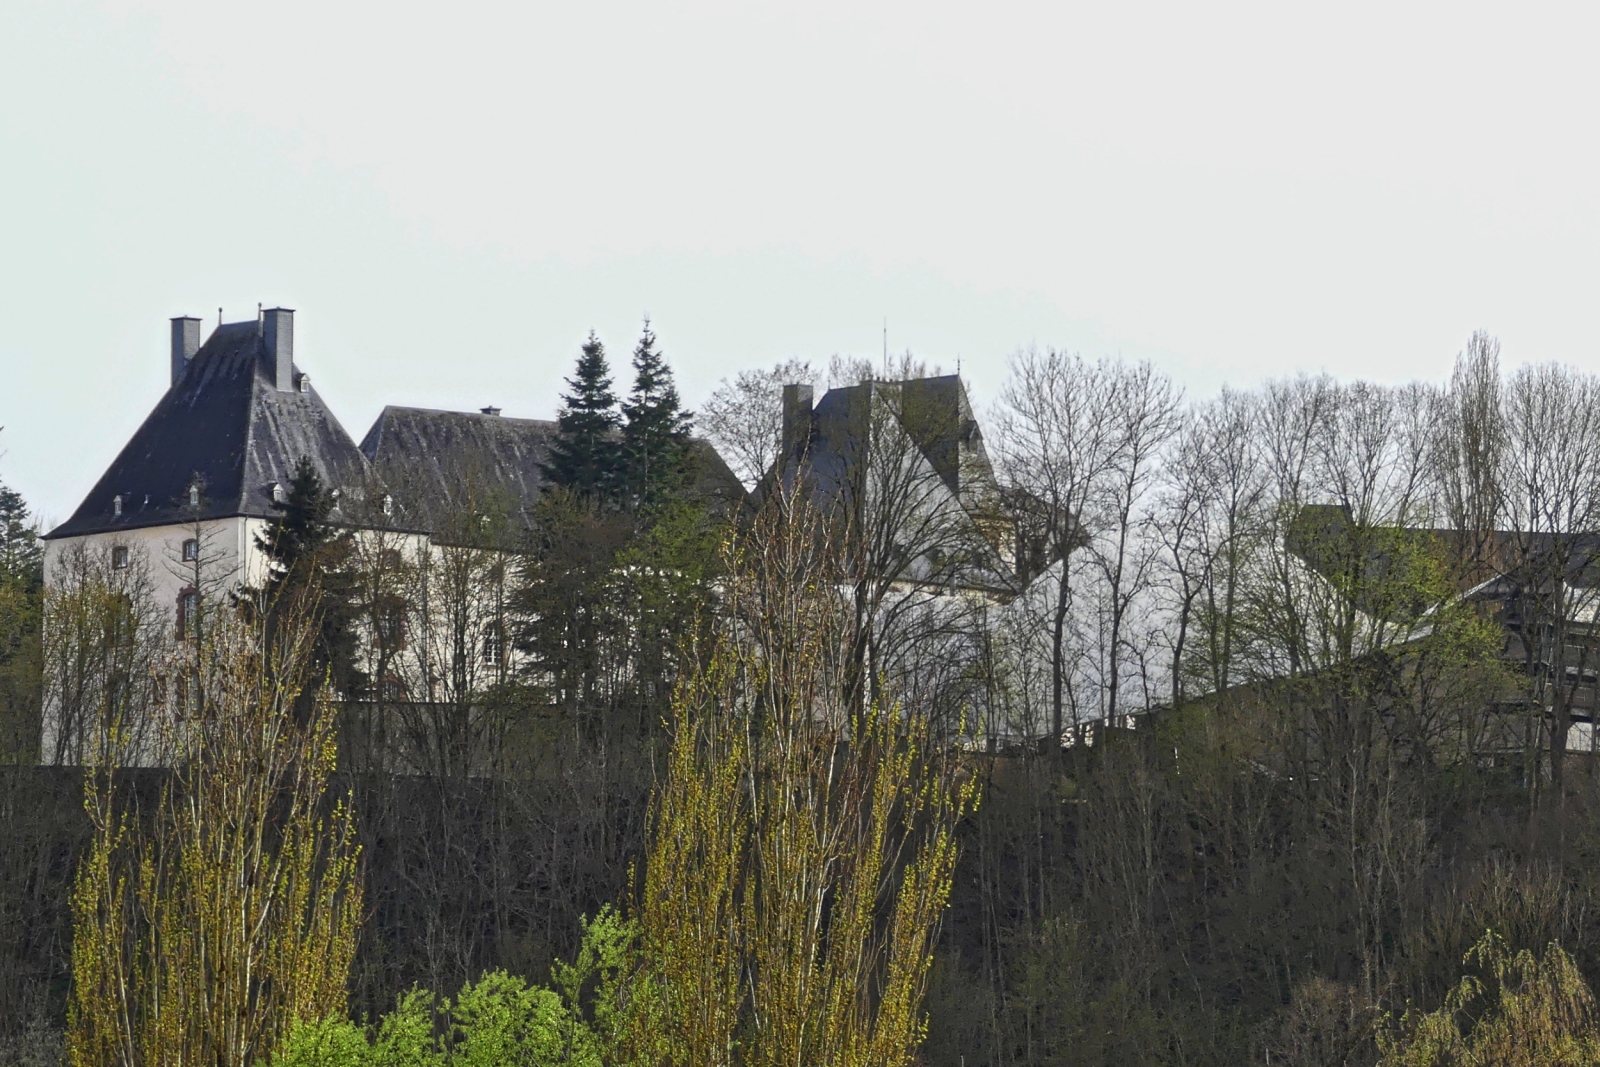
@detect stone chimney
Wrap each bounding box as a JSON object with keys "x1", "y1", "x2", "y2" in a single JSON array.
[
  {"x1": 781, "y1": 383, "x2": 814, "y2": 462},
  {"x1": 262, "y1": 307, "x2": 295, "y2": 391},
  {"x1": 170, "y1": 316, "x2": 201, "y2": 386}
]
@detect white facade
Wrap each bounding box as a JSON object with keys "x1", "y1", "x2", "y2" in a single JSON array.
[
  {"x1": 39, "y1": 517, "x2": 273, "y2": 765},
  {"x1": 44, "y1": 516, "x2": 273, "y2": 616}
]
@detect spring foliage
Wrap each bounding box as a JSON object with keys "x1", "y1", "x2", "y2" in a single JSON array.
[
  {"x1": 66, "y1": 592, "x2": 361, "y2": 1067},
  {"x1": 1379, "y1": 931, "x2": 1600, "y2": 1066},
  {"x1": 264, "y1": 497, "x2": 973, "y2": 1067},
  {"x1": 631, "y1": 496, "x2": 979, "y2": 1067},
  {"x1": 273, "y1": 908, "x2": 638, "y2": 1067}
]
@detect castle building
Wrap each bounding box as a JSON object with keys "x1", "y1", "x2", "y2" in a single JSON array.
[{"x1": 40, "y1": 308, "x2": 744, "y2": 765}]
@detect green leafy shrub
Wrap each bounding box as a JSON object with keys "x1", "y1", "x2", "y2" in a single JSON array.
[{"x1": 272, "y1": 908, "x2": 636, "y2": 1067}]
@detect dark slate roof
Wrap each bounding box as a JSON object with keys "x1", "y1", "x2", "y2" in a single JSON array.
[
  {"x1": 46, "y1": 321, "x2": 371, "y2": 539},
  {"x1": 756, "y1": 374, "x2": 1018, "y2": 592},
  {"x1": 760, "y1": 374, "x2": 998, "y2": 512},
  {"x1": 685, "y1": 439, "x2": 750, "y2": 514},
  {"x1": 361, "y1": 407, "x2": 749, "y2": 540},
  {"x1": 361, "y1": 407, "x2": 560, "y2": 534}
]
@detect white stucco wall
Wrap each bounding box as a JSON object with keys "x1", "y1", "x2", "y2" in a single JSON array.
[
  {"x1": 39, "y1": 516, "x2": 271, "y2": 765},
  {"x1": 43, "y1": 516, "x2": 272, "y2": 621}
]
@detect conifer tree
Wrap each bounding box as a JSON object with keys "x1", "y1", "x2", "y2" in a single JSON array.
[
  {"x1": 543, "y1": 331, "x2": 623, "y2": 499},
  {"x1": 0, "y1": 476, "x2": 41, "y2": 763},
  {"x1": 620, "y1": 322, "x2": 694, "y2": 510},
  {"x1": 0, "y1": 481, "x2": 42, "y2": 590},
  {"x1": 251, "y1": 458, "x2": 363, "y2": 705}
]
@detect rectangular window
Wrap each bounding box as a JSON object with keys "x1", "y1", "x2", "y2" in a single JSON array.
[
  {"x1": 377, "y1": 605, "x2": 407, "y2": 651},
  {"x1": 182, "y1": 538, "x2": 199, "y2": 562},
  {"x1": 110, "y1": 593, "x2": 136, "y2": 648},
  {"x1": 380, "y1": 674, "x2": 409, "y2": 702},
  {"x1": 482, "y1": 621, "x2": 505, "y2": 665},
  {"x1": 175, "y1": 669, "x2": 203, "y2": 719},
  {"x1": 111, "y1": 546, "x2": 129, "y2": 570},
  {"x1": 177, "y1": 588, "x2": 199, "y2": 641}
]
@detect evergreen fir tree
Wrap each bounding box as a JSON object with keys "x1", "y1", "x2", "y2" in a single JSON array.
[
  {"x1": 543, "y1": 332, "x2": 623, "y2": 499},
  {"x1": 258, "y1": 460, "x2": 337, "y2": 584},
  {"x1": 0, "y1": 481, "x2": 41, "y2": 591},
  {"x1": 620, "y1": 322, "x2": 695, "y2": 510},
  {"x1": 0, "y1": 476, "x2": 41, "y2": 763},
  {"x1": 252, "y1": 458, "x2": 364, "y2": 704}
]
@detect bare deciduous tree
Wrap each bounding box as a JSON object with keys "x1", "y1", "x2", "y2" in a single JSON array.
[
  {"x1": 1089, "y1": 362, "x2": 1181, "y2": 720},
  {"x1": 41, "y1": 543, "x2": 164, "y2": 766},
  {"x1": 1434, "y1": 331, "x2": 1507, "y2": 584},
  {"x1": 700, "y1": 357, "x2": 817, "y2": 490},
  {"x1": 995, "y1": 350, "x2": 1158, "y2": 743},
  {"x1": 1498, "y1": 361, "x2": 1600, "y2": 795}
]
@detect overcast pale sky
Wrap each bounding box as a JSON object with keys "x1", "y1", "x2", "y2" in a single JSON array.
[{"x1": 3, "y1": 0, "x2": 1597, "y2": 526}]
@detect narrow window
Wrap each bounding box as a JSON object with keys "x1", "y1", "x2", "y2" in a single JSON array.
[
  {"x1": 111, "y1": 546, "x2": 129, "y2": 570},
  {"x1": 482, "y1": 621, "x2": 505, "y2": 665},
  {"x1": 182, "y1": 538, "x2": 199, "y2": 562},
  {"x1": 110, "y1": 593, "x2": 136, "y2": 648},
  {"x1": 189, "y1": 483, "x2": 200, "y2": 508},
  {"x1": 177, "y1": 587, "x2": 199, "y2": 640},
  {"x1": 175, "y1": 669, "x2": 203, "y2": 718},
  {"x1": 378, "y1": 605, "x2": 407, "y2": 651}
]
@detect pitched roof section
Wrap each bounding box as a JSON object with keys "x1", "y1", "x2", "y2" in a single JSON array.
[
  {"x1": 46, "y1": 320, "x2": 371, "y2": 539},
  {"x1": 764, "y1": 374, "x2": 999, "y2": 512},
  {"x1": 361, "y1": 407, "x2": 559, "y2": 534},
  {"x1": 760, "y1": 373, "x2": 1018, "y2": 592},
  {"x1": 362, "y1": 407, "x2": 749, "y2": 541}
]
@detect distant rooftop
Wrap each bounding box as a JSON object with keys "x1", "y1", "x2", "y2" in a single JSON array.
[
  {"x1": 47, "y1": 315, "x2": 367, "y2": 539},
  {"x1": 49, "y1": 311, "x2": 748, "y2": 543}
]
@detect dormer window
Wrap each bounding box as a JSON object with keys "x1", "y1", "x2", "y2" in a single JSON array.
[
  {"x1": 189, "y1": 483, "x2": 200, "y2": 508},
  {"x1": 298, "y1": 374, "x2": 311, "y2": 394},
  {"x1": 112, "y1": 546, "x2": 129, "y2": 570},
  {"x1": 112, "y1": 494, "x2": 123, "y2": 517},
  {"x1": 382, "y1": 493, "x2": 394, "y2": 517},
  {"x1": 182, "y1": 538, "x2": 199, "y2": 563},
  {"x1": 270, "y1": 482, "x2": 285, "y2": 504}
]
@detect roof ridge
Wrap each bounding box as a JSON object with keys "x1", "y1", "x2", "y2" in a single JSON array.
[{"x1": 382, "y1": 404, "x2": 555, "y2": 423}]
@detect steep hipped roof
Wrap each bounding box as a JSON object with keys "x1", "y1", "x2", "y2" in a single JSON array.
[
  {"x1": 46, "y1": 320, "x2": 371, "y2": 539},
  {"x1": 362, "y1": 406, "x2": 749, "y2": 539}
]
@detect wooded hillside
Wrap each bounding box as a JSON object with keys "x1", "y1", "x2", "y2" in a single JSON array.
[{"x1": 8, "y1": 332, "x2": 1600, "y2": 1065}]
